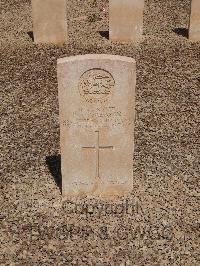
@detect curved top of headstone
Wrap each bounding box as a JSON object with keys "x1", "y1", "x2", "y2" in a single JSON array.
[{"x1": 57, "y1": 54, "x2": 136, "y2": 64}]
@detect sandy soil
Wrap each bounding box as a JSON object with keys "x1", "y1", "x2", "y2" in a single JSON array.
[{"x1": 1, "y1": 0, "x2": 200, "y2": 265}]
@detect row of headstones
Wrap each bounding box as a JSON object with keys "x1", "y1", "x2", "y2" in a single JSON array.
[{"x1": 32, "y1": 0, "x2": 200, "y2": 44}]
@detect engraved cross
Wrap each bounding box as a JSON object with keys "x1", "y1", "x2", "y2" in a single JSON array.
[{"x1": 82, "y1": 131, "x2": 113, "y2": 179}]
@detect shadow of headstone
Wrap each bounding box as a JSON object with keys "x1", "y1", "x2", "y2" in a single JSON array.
[
  {"x1": 99, "y1": 31, "x2": 109, "y2": 39},
  {"x1": 27, "y1": 31, "x2": 34, "y2": 41},
  {"x1": 173, "y1": 28, "x2": 189, "y2": 38},
  {"x1": 46, "y1": 155, "x2": 62, "y2": 192}
]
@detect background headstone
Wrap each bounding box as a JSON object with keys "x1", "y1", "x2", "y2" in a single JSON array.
[
  {"x1": 109, "y1": 0, "x2": 145, "y2": 42},
  {"x1": 57, "y1": 54, "x2": 136, "y2": 198},
  {"x1": 31, "y1": 0, "x2": 67, "y2": 44},
  {"x1": 189, "y1": 0, "x2": 200, "y2": 41}
]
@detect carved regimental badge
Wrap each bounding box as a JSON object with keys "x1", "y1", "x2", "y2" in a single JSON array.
[{"x1": 79, "y1": 69, "x2": 115, "y2": 103}]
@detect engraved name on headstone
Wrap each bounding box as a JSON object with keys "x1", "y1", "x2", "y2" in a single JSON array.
[
  {"x1": 189, "y1": 0, "x2": 200, "y2": 41},
  {"x1": 109, "y1": 0, "x2": 145, "y2": 42},
  {"x1": 57, "y1": 54, "x2": 136, "y2": 198},
  {"x1": 31, "y1": 0, "x2": 67, "y2": 44}
]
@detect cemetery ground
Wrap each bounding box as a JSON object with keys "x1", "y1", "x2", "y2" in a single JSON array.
[{"x1": 1, "y1": 0, "x2": 199, "y2": 265}]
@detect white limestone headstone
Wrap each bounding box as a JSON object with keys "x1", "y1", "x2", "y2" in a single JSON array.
[
  {"x1": 189, "y1": 0, "x2": 200, "y2": 41},
  {"x1": 57, "y1": 54, "x2": 136, "y2": 198},
  {"x1": 109, "y1": 0, "x2": 145, "y2": 42},
  {"x1": 31, "y1": 0, "x2": 67, "y2": 44}
]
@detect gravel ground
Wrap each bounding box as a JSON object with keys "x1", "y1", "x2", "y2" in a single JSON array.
[{"x1": 1, "y1": 0, "x2": 200, "y2": 265}]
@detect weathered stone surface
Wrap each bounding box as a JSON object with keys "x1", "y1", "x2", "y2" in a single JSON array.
[
  {"x1": 109, "y1": 0, "x2": 144, "y2": 42},
  {"x1": 189, "y1": 0, "x2": 200, "y2": 41},
  {"x1": 57, "y1": 54, "x2": 136, "y2": 198},
  {"x1": 31, "y1": 0, "x2": 67, "y2": 44}
]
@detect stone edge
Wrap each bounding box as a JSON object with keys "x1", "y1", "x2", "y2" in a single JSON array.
[{"x1": 57, "y1": 54, "x2": 136, "y2": 64}]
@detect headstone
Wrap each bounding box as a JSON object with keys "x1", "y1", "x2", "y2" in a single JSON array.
[
  {"x1": 109, "y1": 0, "x2": 145, "y2": 42},
  {"x1": 31, "y1": 0, "x2": 67, "y2": 44},
  {"x1": 189, "y1": 0, "x2": 200, "y2": 41},
  {"x1": 57, "y1": 55, "x2": 136, "y2": 198}
]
